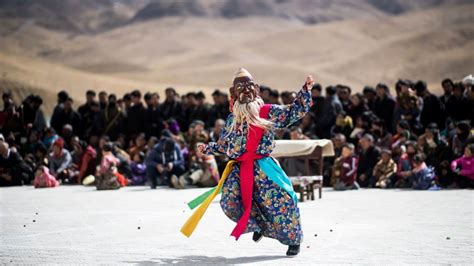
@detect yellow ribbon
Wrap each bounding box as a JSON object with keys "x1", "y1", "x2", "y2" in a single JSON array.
[{"x1": 180, "y1": 160, "x2": 236, "y2": 237}]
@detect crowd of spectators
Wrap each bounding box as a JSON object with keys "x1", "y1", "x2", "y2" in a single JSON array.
[{"x1": 1, "y1": 75, "x2": 473, "y2": 190}]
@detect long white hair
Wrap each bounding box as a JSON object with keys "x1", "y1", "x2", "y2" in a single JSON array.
[{"x1": 230, "y1": 97, "x2": 274, "y2": 133}]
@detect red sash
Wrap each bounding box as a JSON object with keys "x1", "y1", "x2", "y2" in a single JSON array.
[{"x1": 230, "y1": 104, "x2": 271, "y2": 240}]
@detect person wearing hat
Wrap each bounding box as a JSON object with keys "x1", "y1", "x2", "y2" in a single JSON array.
[
  {"x1": 47, "y1": 138, "x2": 72, "y2": 183},
  {"x1": 181, "y1": 68, "x2": 314, "y2": 256}
]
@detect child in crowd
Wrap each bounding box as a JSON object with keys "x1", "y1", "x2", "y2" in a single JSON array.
[
  {"x1": 331, "y1": 143, "x2": 359, "y2": 190},
  {"x1": 373, "y1": 149, "x2": 397, "y2": 188},
  {"x1": 130, "y1": 151, "x2": 147, "y2": 185},
  {"x1": 171, "y1": 152, "x2": 219, "y2": 189},
  {"x1": 96, "y1": 142, "x2": 124, "y2": 190},
  {"x1": 450, "y1": 143, "x2": 474, "y2": 188},
  {"x1": 408, "y1": 153, "x2": 436, "y2": 190},
  {"x1": 395, "y1": 141, "x2": 417, "y2": 188},
  {"x1": 34, "y1": 165, "x2": 59, "y2": 188}
]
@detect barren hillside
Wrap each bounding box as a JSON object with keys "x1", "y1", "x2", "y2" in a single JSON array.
[{"x1": 0, "y1": 0, "x2": 472, "y2": 112}]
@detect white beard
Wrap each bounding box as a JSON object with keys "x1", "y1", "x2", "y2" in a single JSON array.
[{"x1": 231, "y1": 97, "x2": 273, "y2": 133}]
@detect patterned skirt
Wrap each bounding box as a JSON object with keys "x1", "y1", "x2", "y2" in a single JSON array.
[{"x1": 220, "y1": 162, "x2": 303, "y2": 245}]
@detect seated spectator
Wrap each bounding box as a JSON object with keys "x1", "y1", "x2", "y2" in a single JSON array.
[
  {"x1": 0, "y1": 140, "x2": 33, "y2": 186},
  {"x1": 128, "y1": 133, "x2": 147, "y2": 160},
  {"x1": 357, "y1": 134, "x2": 381, "y2": 188},
  {"x1": 171, "y1": 152, "x2": 219, "y2": 189},
  {"x1": 42, "y1": 127, "x2": 59, "y2": 149},
  {"x1": 34, "y1": 165, "x2": 59, "y2": 188},
  {"x1": 391, "y1": 120, "x2": 411, "y2": 146},
  {"x1": 451, "y1": 121, "x2": 472, "y2": 158},
  {"x1": 331, "y1": 111, "x2": 353, "y2": 138},
  {"x1": 450, "y1": 144, "x2": 474, "y2": 188},
  {"x1": 395, "y1": 141, "x2": 418, "y2": 188},
  {"x1": 373, "y1": 149, "x2": 397, "y2": 188},
  {"x1": 96, "y1": 142, "x2": 127, "y2": 190},
  {"x1": 130, "y1": 151, "x2": 147, "y2": 185},
  {"x1": 371, "y1": 119, "x2": 392, "y2": 149},
  {"x1": 48, "y1": 138, "x2": 73, "y2": 183},
  {"x1": 331, "y1": 143, "x2": 359, "y2": 190},
  {"x1": 146, "y1": 137, "x2": 185, "y2": 189},
  {"x1": 77, "y1": 141, "x2": 98, "y2": 184},
  {"x1": 407, "y1": 153, "x2": 436, "y2": 190},
  {"x1": 323, "y1": 133, "x2": 347, "y2": 186}
]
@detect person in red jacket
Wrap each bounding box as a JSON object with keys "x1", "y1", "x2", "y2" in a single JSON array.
[{"x1": 332, "y1": 143, "x2": 359, "y2": 190}]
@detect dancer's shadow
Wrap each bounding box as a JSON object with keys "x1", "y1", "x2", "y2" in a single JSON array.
[{"x1": 125, "y1": 255, "x2": 288, "y2": 265}]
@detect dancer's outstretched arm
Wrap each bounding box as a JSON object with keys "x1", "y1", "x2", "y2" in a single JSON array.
[{"x1": 268, "y1": 76, "x2": 314, "y2": 129}]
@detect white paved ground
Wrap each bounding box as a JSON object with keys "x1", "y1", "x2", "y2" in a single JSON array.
[{"x1": 0, "y1": 186, "x2": 472, "y2": 265}]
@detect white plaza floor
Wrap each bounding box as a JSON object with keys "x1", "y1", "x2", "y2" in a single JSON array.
[{"x1": 0, "y1": 186, "x2": 472, "y2": 265}]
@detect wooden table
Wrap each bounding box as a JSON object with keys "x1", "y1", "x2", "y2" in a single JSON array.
[{"x1": 271, "y1": 140, "x2": 334, "y2": 202}]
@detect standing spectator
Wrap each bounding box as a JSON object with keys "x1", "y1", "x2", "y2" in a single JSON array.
[
  {"x1": 99, "y1": 94, "x2": 124, "y2": 141},
  {"x1": 373, "y1": 149, "x2": 397, "y2": 188},
  {"x1": 269, "y1": 89, "x2": 280, "y2": 104},
  {"x1": 363, "y1": 86, "x2": 377, "y2": 112},
  {"x1": 318, "y1": 86, "x2": 343, "y2": 138},
  {"x1": 337, "y1": 85, "x2": 352, "y2": 113},
  {"x1": 78, "y1": 90, "x2": 96, "y2": 119},
  {"x1": 146, "y1": 137, "x2": 185, "y2": 188},
  {"x1": 462, "y1": 74, "x2": 474, "y2": 125},
  {"x1": 195, "y1": 91, "x2": 211, "y2": 127},
  {"x1": 331, "y1": 143, "x2": 359, "y2": 190},
  {"x1": 81, "y1": 101, "x2": 101, "y2": 140},
  {"x1": 445, "y1": 82, "x2": 469, "y2": 122},
  {"x1": 50, "y1": 91, "x2": 69, "y2": 133},
  {"x1": 415, "y1": 80, "x2": 445, "y2": 130},
  {"x1": 144, "y1": 92, "x2": 164, "y2": 139},
  {"x1": 394, "y1": 80, "x2": 422, "y2": 134},
  {"x1": 208, "y1": 89, "x2": 230, "y2": 127},
  {"x1": 374, "y1": 83, "x2": 396, "y2": 133},
  {"x1": 357, "y1": 134, "x2": 381, "y2": 187},
  {"x1": 144, "y1": 92, "x2": 152, "y2": 109},
  {"x1": 52, "y1": 97, "x2": 82, "y2": 137},
  {"x1": 259, "y1": 85, "x2": 271, "y2": 103},
  {"x1": 98, "y1": 91, "x2": 108, "y2": 110},
  {"x1": 161, "y1": 87, "x2": 184, "y2": 129},
  {"x1": 183, "y1": 92, "x2": 199, "y2": 131},
  {"x1": 127, "y1": 90, "x2": 146, "y2": 139},
  {"x1": 310, "y1": 84, "x2": 325, "y2": 131},
  {"x1": 439, "y1": 78, "x2": 454, "y2": 107}
]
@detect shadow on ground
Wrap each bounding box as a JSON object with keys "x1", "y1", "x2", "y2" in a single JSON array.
[{"x1": 124, "y1": 255, "x2": 288, "y2": 265}]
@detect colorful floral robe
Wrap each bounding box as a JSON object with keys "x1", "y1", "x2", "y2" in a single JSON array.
[{"x1": 203, "y1": 88, "x2": 312, "y2": 245}]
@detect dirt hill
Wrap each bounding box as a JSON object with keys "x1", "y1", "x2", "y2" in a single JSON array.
[{"x1": 0, "y1": 0, "x2": 472, "y2": 112}]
